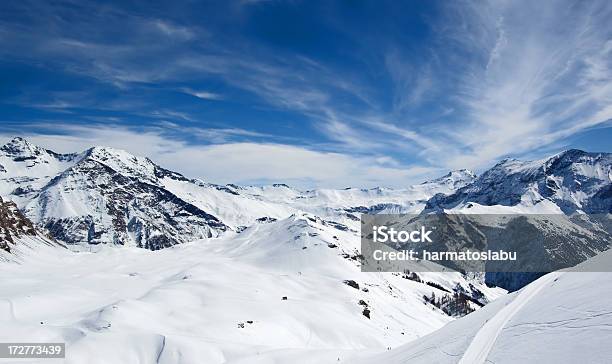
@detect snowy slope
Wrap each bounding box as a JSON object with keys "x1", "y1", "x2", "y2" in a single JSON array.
[
  {"x1": 0, "y1": 213, "x2": 504, "y2": 364},
  {"x1": 0, "y1": 195, "x2": 61, "y2": 262},
  {"x1": 160, "y1": 178, "x2": 297, "y2": 229},
  {"x1": 356, "y1": 251, "x2": 612, "y2": 364},
  {"x1": 0, "y1": 137, "x2": 80, "y2": 206}
]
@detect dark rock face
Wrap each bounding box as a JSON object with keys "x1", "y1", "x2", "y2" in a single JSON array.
[
  {"x1": 272, "y1": 183, "x2": 290, "y2": 188},
  {"x1": 0, "y1": 196, "x2": 45, "y2": 252},
  {"x1": 485, "y1": 272, "x2": 547, "y2": 292},
  {"x1": 421, "y1": 150, "x2": 612, "y2": 290},
  {"x1": 343, "y1": 280, "x2": 360, "y2": 290},
  {"x1": 44, "y1": 216, "x2": 97, "y2": 246},
  {"x1": 32, "y1": 152, "x2": 228, "y2": 250},
  {"x1": 0, "y1": 139, "x2": 230, "y2": 250},
  {"x1": 426, "y1": 150, "x2": 612, "y2": 214}
]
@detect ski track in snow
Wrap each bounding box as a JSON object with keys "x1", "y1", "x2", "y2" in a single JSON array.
[{"x1": 458, "y1": 272, "x2": 562, "y2": 364}]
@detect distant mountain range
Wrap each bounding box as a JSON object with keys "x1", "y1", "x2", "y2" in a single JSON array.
[
  {"x1": 0, "y1": 137, "x2": 610, "y2": 362},
  {"x1": 426, "y1": 149, "x2": 611, "y2": 214},
  {"x1": 0, "y1": 138, "x2": 508, "y2": 358},
  {"x1": 0, "y1": 137, "x2": 477, "y2": 249},
  {"x1": 0, "y1": 137, "x2": 610, "y2": 290}
]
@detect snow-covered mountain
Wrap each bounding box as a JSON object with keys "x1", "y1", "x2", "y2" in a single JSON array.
[
  {"x1": 0, "y1": 137, "x2": 610, "y2": 363},
  {"x1": 294, "y1": 168, "x2": 476, "y2": 215},
  {"x1": 1, "y1": 138, "x2": 609, "y2": 287},
  {"x1": 425, "y1": 149, "x2": 611, "y2": 214},
  {"x1": 419, "y1": 150, "x2": 612, "y2": 291},
  {"x1": 0, "y1": 195, "x2": 60, "y2": 261},
  {"x1": 421, "y1": 168, "x2": 477, "y2": 191},
  {"x1": 6, "y1": 143, "x2": 228, "y2": 249},
  {"x1": 0, "y1": 137, "x2": 475, "y2": 249},
  {"x1": 0, "y1": 138, "x2": 297, "y2": 249},
  {"x1": 0, "y1": 137, "x2": 80, "y2": 205}
]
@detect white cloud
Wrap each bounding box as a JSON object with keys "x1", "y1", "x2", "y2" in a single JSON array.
[
  {"x1": 385, "y1": 51, "x2": 433, "y2": 112},
  {"x1": 151, "y1": 20, "x2": 195, "y2": 40},
  {"x1": 0, "y1": 126, "x2": 436, "y2": 188},
  {"x1": 182, "y1": 88, "x2": 223, "y2": 100},
  {"x1": 431, "y1": 0, "x2": 612, "y2": 170},
  {"x1": 3, "y1": 0, "x2": 610, "y2": 178},
  {"x1": 164, "y1": 142, "x2": 429, "y2": 188},
  {"x1": 316, "y1": 111, "x2": 379, "y2": 151}
]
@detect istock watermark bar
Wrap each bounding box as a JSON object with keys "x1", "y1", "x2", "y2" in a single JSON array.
[{"x1": 360, "y1": 214, "x2": 612, "y2": 273}]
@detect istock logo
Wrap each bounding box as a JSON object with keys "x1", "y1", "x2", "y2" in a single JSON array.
[{"x1": 372, "y1": 225, "x2": 433, "y2": 243}]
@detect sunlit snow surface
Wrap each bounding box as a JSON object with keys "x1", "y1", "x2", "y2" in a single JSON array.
[
  {"x1": 0, "y1": 215, "x2": 505, "y2": 364},
  {"x1": 357, "y1": 250, "x2": 612, "y2": 364},
  {"x1": 1, "y1": 140, "x2": 610, "y2": 363}
]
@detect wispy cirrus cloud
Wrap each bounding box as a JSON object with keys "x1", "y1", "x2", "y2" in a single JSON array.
[
  {"x1": 151, "y1": 20, "x2": 195, "y2": 40},
  {"x1": 181, "y1": 88, "x2": 223, "y2": 100},
  {"x1": 432, "y1": 0, "x2": 612, "y2": 169},
  {"x1": 384, "y1": 50, "x2": 434, "y2": 113},
  {"x1": 1, "y1": 0, "x2": 611, "y2": 187}
]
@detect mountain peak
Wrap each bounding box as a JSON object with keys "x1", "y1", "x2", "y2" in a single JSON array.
[
  {"x1": 8, "y1": 136, "x2": 28, "y2": 144},
  {"x1": 559, "y1": 148, "x2": 587, "y2": 156},
  {"x1": 86, "y1": 145, "x2": 129, "y2": 157},
  {"x1": 447, "y1": 169, "x2": 476, "y2": 179},
  {"x1": 84, "y1": 146, "x2": 152, "y2": 167},
  {"x1": 423, "y1": 169, "x2": 477, "y2": 185},
  {"x1": 0, "y1": 136, "x2": 42, "y2": 156},
  {"x1": 78, "y1": 146, "x2": 161, "y2": 184},
  {"x1": 546, "y1": 148, "x2": 608, "y2": 166}
]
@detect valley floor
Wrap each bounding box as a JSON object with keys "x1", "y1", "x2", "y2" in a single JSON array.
[
  {"x1": 2, "y1": 217, "x2": 609, "y2": 364},
  {"x1": 0, "y1": 224, "x2": 498, "y2": 364}
]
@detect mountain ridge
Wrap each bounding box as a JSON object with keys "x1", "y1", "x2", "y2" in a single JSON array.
[
  {"x1": 0, "y1": 137, "x2": 479, "y2": 248},
  {"x1": 1, "y1": 137, "x2": 610, "y2": 256},
  {"x1": 424, "y1": 149, "x2": 611, "y2": 214}
]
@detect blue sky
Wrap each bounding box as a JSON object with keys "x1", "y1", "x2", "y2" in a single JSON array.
[{"x1": 1, "y1": 0, "x2": 611, "y2": 188}]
